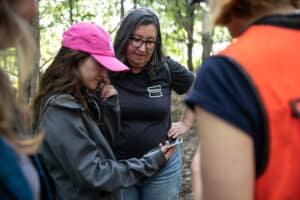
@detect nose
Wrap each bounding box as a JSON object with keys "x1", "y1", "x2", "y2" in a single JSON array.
[
  {"x1": 98, "y1": 67, "x2": 108, "y2": 78},
  {"x1": 137, "y1": 42, "x2": 147, "y2": 51}
]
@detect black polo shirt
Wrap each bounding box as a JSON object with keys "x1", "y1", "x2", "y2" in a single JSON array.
[{"x1": 111, "y1": 57, "x2": 195, "y2": 159}]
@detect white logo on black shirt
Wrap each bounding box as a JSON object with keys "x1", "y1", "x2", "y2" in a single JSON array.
[{"x1": 147, "y1": 85, "x2": 163, "y2": 98}]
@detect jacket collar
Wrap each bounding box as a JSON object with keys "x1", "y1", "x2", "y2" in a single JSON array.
[{"x1": 48, "y1": 94, "x2": 84, "y2": 111}]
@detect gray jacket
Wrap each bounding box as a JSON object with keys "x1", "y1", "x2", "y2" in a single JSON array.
[{"x1": 37, "y1": 94, "x2": 166, "y2": 200}]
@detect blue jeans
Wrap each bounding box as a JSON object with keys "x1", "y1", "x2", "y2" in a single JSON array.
[{"x1": 122, "y1": 147, "x2": 182, "y2": 200}]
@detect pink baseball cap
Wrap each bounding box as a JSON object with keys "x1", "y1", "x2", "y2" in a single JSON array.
[{"x1": 62, "y1": 22, "x2": 129, "y2": 72}]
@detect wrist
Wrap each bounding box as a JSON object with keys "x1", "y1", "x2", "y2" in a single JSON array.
[{"x1": 181, "y1": 120, "x2": 192, "y2": 129}]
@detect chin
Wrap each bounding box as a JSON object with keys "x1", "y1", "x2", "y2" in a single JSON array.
[
  {"x1": 86, "y1": 85, "x2": 98, "y2": 90},
  {"x1": 91, "y1": 86, "x2": 98, "y2": 90}
]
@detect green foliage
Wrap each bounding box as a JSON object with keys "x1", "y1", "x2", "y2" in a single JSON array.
[
  {"x1": 38, "y1": 0, "x2": 230, "y2": 72},
  {"x1": 0, "y1": 0, "x2": 231, "y2": 97}
]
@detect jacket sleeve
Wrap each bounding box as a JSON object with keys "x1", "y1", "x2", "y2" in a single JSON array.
[
  {"x1": 96, "y1": 95, "x2": 120, "y2": 146},
  {"x1": 40, "y1": 104, "x2": 166, "y2": 192}
]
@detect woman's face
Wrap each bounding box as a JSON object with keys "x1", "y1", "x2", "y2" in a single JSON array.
[
  {"x1": 79, "y1": 57, "x2": 108, "y2": 90},
  {"x1": 126, "y1": 24, "x2": 157, "y2": 73}
]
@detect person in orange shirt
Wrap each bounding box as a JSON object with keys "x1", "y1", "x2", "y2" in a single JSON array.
[{"x1": 187, "y1": 0, "x2": 300, "y2": 199}]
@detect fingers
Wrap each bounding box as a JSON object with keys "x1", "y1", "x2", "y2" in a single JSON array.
[
  {"x1": 168, "y1": 128, "x2": 177, "y2": 139},
  {"x1": 98, "y1": 76, "x2": 110, "y2": 90},
  {"x1": 102, "y1": 76, "x2": 110, "y2": 85},
  {"x1": 164, "y1": 146, "x2": 176, "y2": 160},
  {"x1": 160, "y1": 141, "x2": 176, "y2": 160},
  {"x1": 100, "y1": 84, "x2": 117, "y2": 100},
  {"x1": 168, "y1": 122, "x2": 188, "y2": 139},
  {"x1": 159, "y1": 141, "x2": 169, "y2": 152}
]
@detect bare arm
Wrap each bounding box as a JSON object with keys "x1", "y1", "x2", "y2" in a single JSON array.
[
  {"x1": 192, "y1": 146, "x2": 202, "y2": 200},
  {"x1": 194, "y1": 107, "x2": 255, "y2": 200}
]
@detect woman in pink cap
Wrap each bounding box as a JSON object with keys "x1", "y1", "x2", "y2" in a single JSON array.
[{"x1": 32, "y1": 22, "x2": 175, "y2": 200}]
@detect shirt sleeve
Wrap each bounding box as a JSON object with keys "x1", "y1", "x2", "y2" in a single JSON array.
[
  {"x1": 40, "y1": 105, "x2": 166, "y2": 192},
  {"x1": 167, "y1": 57, "x2": 195, "y2": 94},
  {"x1": 185, "y1": 56, "x2": 266, "y2": 174}
]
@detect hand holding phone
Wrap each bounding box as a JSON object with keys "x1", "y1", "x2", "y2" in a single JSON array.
[
  {"x1": 144, "y1": 138, "x2": 183, "y2": 160},
  {"x1": 164, "y1": 138, "x2": 183, "y2": 148}
]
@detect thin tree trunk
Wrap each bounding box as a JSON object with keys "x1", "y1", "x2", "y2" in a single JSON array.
[
  {"x1": 30, "y1": 12, "x2": 40, "y2": 103},
  {"x1": 120, "y1": 0, "x2": 125, "y2": 20},
  {"x1": 69, "y1": 0, "x2": 73, "y2": 24},
  {"x1": 187, "y1": 1, "x2": 195, "y2": 71},
  {"x1": 201, "y1": 2, "x2": 213, "y2": 60},
  {"x1": 18, "y1": 8, "x2": 40, "y2": 103}
]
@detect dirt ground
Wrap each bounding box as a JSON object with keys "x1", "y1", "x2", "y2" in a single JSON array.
[
  {"x1": 179, "y1": 128, "x2": 197, "y2": 200},
  {"x1": 171, "y1": 93, "x2": 198, "y2": 200}
]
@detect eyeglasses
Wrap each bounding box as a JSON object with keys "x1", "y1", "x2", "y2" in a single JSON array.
[{"x1": 129, "y1": 37, "x2": 157, "y2": 50}]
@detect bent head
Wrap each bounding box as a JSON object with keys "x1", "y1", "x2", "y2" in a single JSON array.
[
  {"x1": 114, "y1": 8, "x2": 165, "y2": 73},
  {"x1": 203, "y1": 0, "x2": 299, "y2": 37},
  {"x1": 33, "y1": 23, "x2": 128, "y2": 122},
  {"x1": 34, "y1": 23, "x2": 128, "y2": 126},
  {"x1": 41, "y1": 22, "x2": 129, "y2": 93}
]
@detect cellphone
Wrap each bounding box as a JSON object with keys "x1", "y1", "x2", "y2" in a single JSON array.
[
  {"x1": 144, "y1": 138, "x2": 183, "y2": 156},
  {"x1": 164, "y1": 138, "x2": 183, "y2": 148}
]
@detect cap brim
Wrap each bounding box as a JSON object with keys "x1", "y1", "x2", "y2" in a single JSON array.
[{"x1": 92, "y1": 54, "x2": 129, "y2": 72}]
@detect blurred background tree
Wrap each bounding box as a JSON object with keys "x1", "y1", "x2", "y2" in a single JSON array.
[{"x1": 0, "y1": 0, "x2": 230, "y2": 102}]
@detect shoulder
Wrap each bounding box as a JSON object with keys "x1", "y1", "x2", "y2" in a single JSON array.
[
  {"x1": 40, "y1": 94, "x2": 85, "y2": 129},
  {"x1": 0, "y1": 136, "x2": 34, "y2": 199},
  {"x1": 166, "y1": 56, "x2": 194, "y2": 78},
  {"x1": 166, "y1": 56, "x2": 181, "y2": 67},
  {"x1": 165, "y1": 56, "x2": 195, "y2": 94},
  {"x1": 186, "y1": 55, "x2": 268, "y2": 175},
  {"x1": 186, "y1": 55, "x2": 263, "y2": 136},
  {"x1": 187, "y1": 55, "x2": 247, "y2": 106},
  {"x1": 47, "y1": 94, "x2": 83, "y2": 111},
  {"x1": 166, "y1": 56, "x2": 187, "y2": 71}
]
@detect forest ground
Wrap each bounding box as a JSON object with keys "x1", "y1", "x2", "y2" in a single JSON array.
[
  {"x1": 171, "y1": 94, "x2": 198, "y2": 200},
  {"x1": 179, "y1": 128, "x2": 197, "y2": 200}
]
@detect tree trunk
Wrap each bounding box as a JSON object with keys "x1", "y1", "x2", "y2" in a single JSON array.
[
  {"x1": 133, "y1": 0, "x2": 137, "y2": 8},
  {"x1": 18, "y1": 12, "x2": 40, "y2": 103},
  {"x1": 187, "y1": 1, "x2": 195, "y2": 71},
  {"x1": 201, "y1": 4, "x2": 213, "y2": 60},
  {"x1": 120, "y1": 0, "x2": 125, "y2": 20},
  {"x1": 69, "y1": 0, "x2": 73, "y2": 24},
  {"x1": 30, "y1": 13, "x2": 41, "y2": 103}
]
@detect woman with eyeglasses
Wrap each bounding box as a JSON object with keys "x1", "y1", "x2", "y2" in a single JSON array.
[
  {"x1": 32, "y1": 22, "x2": 175, "y2": 200},
  {"x1": 110, "y1": 8, "x2": 195, "y2": 200}
]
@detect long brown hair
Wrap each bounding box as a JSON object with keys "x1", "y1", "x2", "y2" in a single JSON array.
[
  {"x1": 32, "y1": 47, "x2": 90, "y2": 129},
  {"x1": 0, "y1": 0, "x2": 42, "y2": 154}
]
